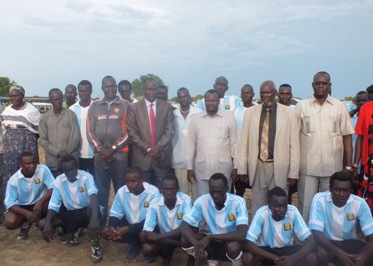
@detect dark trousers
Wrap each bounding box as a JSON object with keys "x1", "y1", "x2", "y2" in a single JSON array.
[
  {"x1": 57, "y1": 206, "x2": 90, "y2": 234},
  {"x1": 79, "y1": 158, "x2": 95, "y2": 177},
  {"x1": 94, "y1": 152, "x2": 128, "y2": 226}
]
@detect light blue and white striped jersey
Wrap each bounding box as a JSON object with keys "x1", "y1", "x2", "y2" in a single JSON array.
[
  {"x1": 309, "y1": 191, "x2": 373, "y2": 241},
  {"x1": 233, "y1": 103, "x2": 258, "y2": 133},
  {"x1": 197, "y1": 95, "x2": 241, "y2": 113},
  {"x1": 247, "y1": 205, "x2": 310, "y2": 248},
  {"x1": 183, "y1": 193, "x2": 248, "y2": 234},
  {"x1": 5, "y1": 165, "x2": 54, "y2": 209},
  {"x1": 48, "y1": 170, "x2": 98, "y2": 212},
  {"x1": 143, "y1": 192, "x2": 192, "y2": 233},
  {"x1": 109, "y1": 182, "x2": 160, "y2": 225},
  {"x1": 70, "y1": 102, "x2": 94, "y2": 159}
]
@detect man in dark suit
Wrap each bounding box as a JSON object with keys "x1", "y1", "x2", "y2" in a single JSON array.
[{"x1": 126, "y1": 79, "x2": 175, "y2": 188}]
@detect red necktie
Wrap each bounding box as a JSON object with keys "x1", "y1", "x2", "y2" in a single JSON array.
[{"x1": 149, "y1": 103, "x2": 156, "y2": 145}]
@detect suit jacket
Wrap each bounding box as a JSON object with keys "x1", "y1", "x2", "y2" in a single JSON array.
[
  {"x1": 237, "y1": 103, "x2": 300, "y2": 188},
  {"x1": 126, "y1": 99, "x2": 175, "y2": 171}
]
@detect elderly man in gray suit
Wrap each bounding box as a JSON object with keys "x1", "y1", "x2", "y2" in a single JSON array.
[
  {"x1": 237, "y1": 80, "x2": 300, "y2": 216},
  {"x1": 126, "y1": 79, "x2": 175, "y2": 188}
]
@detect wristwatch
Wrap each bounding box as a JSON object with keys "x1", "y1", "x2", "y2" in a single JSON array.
[
  {"x1": 112, "y1": 145, "x2": 117, "y2": 151},
  {"x1": 344, "y1": 166, "x2": 353, "y2": 172}
]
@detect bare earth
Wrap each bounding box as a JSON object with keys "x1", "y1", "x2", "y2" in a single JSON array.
[{"x1": 0, "y1": 142, "x2": 299, "y2": 266}]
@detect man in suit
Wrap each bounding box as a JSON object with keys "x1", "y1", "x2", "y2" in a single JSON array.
[
  {"x1": 126, "y1": 78, "x2": 175, "y2": 188},
  {"x1": 237, "y1": 80, "x2": 300, "y2": 216}
]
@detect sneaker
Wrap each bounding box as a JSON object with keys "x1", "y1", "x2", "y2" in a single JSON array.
[
  {"x1": 91, "y1": 245, "x2": 103, "y2": 263},
  {"x1": 144, "y1": 256, "x2": 156, "y2": 263},
  {"x1": 127, "y1": 244, "x2": 140, "y2": 260},
  {"x1": 17, "y1": 222, "x2": 31, "y2": 240},
  {"x1": 68, "y1": 229, "x2": 81, "y2": 246},
  {"x1": 54, "y1": 226, "x2": 67, "y2": 244}
]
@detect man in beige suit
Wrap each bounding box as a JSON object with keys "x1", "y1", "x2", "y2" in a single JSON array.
[
  {"x1": 237, "y1": 80, "x2": 300, "y2": 216},
  {"x1": 126, "y1": 79, "x2": 175, "y2": 188}
]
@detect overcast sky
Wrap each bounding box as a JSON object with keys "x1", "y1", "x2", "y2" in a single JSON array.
[{"x1": 1, "y1": 0, "x2": 372, "y2": 100}]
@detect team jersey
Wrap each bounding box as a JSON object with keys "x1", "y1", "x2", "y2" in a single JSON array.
[
  {"x1": 233, "y1": 103, "x2": 257, "y2": 133},
  {"x1": 48, "y1": 170, "x2": 98, "y2": 212},
  {"x1": 197, "y1": 95, "x2": 241, "y2": 113},
  {"x1": 5, "y1": 165, "x2": 54, "y2": 209},
  {"x1": 143, "y1": 192, "x2": 192, "y2": 233},
  {"x1": 70, "y1": 102, "x2": 94, "y2": 159},
  {"x1": 183, "y1": 193, "x2": 248, "y2": 234},
  {"x1": 309, "y1": 191, "x2": 373, "y2": 240},
  {"x1": 247, "y1": 205, "x2": 310, "y2": 248},
  {"x1": 109, "y1": 182, "x2": 160, "y2": 225}
]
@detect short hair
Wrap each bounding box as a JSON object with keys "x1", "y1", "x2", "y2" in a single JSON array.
[
  {"x1": 127, "y1": 167, "x2": 143, "y2": 179},
  {"x1": 313, "y1": 71, "x2": 331, "y2": 82},
  {"x1": 204, "y1": 89, "x2": 219, "y2": 98},
  {"x1": 268, "y1": 186, "x2": 287, "y2": 203},
  {"x1": 19, "y1": 151, "x2": 35, "y2": 161},
  {"x1": 65, "y1": 84, "x2": 77, "y2": 92},
  {"x1": 366, "y1": 84, "x2": 373, "y2": 94},
  {"x1": 49, "y1": 88, "x2": 63, "y2": 98},
  {"x1": 143, "y1": 78, "x2": 157, "y2": 89},
  {"x1": 209, "y1": 173, "x2": 228, "y2": 187},
  {"x1": 330, "y1": 171, "x2": 354, "y2": 187},
  {"x1": 157, "y1": 84, "x2": 168, "y2": 91},
  {"x1": 61, "y1": 154, "x2": 78, "y2": 167},
  {"x1": 118, "y1": 80, "x2": 132, "y2": 89},
  {"x1": 78, "y1": 80, "x2": 92, "y2": 91},
  {"x1": 102, "y1": 75, "x2": 116, "y2": 85},
  {"x1": 356, "y1": 91, "x2": 368, "y2": 97},
  {"x1": 177, "y1": 87, "x2": 190, "y2": 96},
  {"x1": 241, "y1": 84, "x2": 253, "y2": 92},
  {"x1": 161, "y1": 174, "x2": 179, "y2": 187},
  {"x1": 279, "y1": 83, "x2": 292, "y2": 90}
]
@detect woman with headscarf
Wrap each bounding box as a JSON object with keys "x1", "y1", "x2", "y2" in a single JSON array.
[{"x1": 1, "y1": 85, "x2": 41, "y2": 184}]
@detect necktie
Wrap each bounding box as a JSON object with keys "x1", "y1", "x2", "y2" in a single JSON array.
[
  {"x1": 260, "y1": 108, "x2": 270, "y2": 161},
  {"x1": 149, "y1": 103, "x2": 156, "y2": 145}
]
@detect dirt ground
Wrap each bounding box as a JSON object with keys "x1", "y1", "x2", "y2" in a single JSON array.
[{"x1": 0, "y1": 143, "x2": 298, "y2": 266}]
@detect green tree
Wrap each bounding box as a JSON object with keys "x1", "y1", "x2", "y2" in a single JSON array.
[
  {"x1": 132, "y1": 74, "x2": 164, "y2": 98},
  {"x1": 0, "y1": 76, "x2": 16, "y2": 96},
  {"x1": 192, "y1": 94, "x2": 204, "y2": 103},
  {"x1": 344, "y1": 96, "x2": 354, "y2": 101}
]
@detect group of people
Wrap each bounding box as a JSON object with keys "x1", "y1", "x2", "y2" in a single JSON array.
[{"x1": 0, "y1": 72, "x2": 373, "y2": 266}]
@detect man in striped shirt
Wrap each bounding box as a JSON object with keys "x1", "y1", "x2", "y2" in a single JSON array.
[
  {"x1": 309, "y1": 171, "x2": 373, "y2": 265},
  {"x1": 197, "y1": 76, "x2": 241, "y2": 113},
  {"x1": 243, "y1": 187, "x2": 317, "y2": 265},
  {"x1": 42, "y1": 155, "x2": 101, "y2": 262},
  {"x1": 180, "y1": 173, "x2": 248, "y2": 266},
  {"x1": 102, "y1": 167, "x2": 159, "y2": 262},
  {"x1": 4, "y1": 151, "x2": 54, "y2": 240},
  {"x1": 142, "y1": 174, "x2": 193, "y2": 265}
]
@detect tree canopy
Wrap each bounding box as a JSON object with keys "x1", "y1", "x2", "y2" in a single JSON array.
[
  {"x1": 0, "y1": 76, "x2": 16, "y2": 96},
  {"x1": 132, "y1": 74, "x2": 164, "y2": 98}
]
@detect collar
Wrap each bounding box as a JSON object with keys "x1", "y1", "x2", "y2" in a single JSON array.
[
  {"x1": 261, "y1": 102, "x2": 277, "y2": 112},
  {"x1": 202, "y1": 107, "x2": 225, "y2": 118},
  {"x1": 326, "y1": 191, "x2": 353, "y2": 205},
  {"x1": 311, "y1": 94, "x2": 335, "y2": 105},
  {"x1": 17, "y1": 166, "x2": 39, "y2": 179},
  {"x1": 61, "y1": 171, "x2": 81, "y2": 182},
  {"x1": 145, "y1": 99, "x2": 157, "y2": 107},
  {"x1": 98, "y1": 96, "x2": 120, "y2": 105},
  {"x1": 158, "y1": 193, "x2": 183, "y2": 207}
]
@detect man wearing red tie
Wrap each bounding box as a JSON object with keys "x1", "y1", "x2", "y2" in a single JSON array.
[{"x1": 127, "y1": 79, "x2": 175, "y2": 188}]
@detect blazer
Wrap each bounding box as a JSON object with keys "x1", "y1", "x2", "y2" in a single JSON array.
[
  {"x1": 126, "y1": 99, "x2": 175, "y2": 170},
  {"x1": 237, "y1": 103, "x2": 300, "y2": 188}
]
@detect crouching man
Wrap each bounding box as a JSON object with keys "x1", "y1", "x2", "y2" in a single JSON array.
[
  {"x1": 309, "y1": 171, "x2": 373, "y2": 266},
  {"x1": 4, "y1": 152, "x2": 54, "y2": 240},
  {"x1": 243, "y1": 186, "x2": 317, "y2": 266},
  {"x1": 180, "y1": 173, "x2": 248, "y2": 266},
  {"x1": 42, "y1": 155, "x2": 101, "y2": 263},
  {"x1": 141, "y1": 174, "x2": 193, "y2": 265}
]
